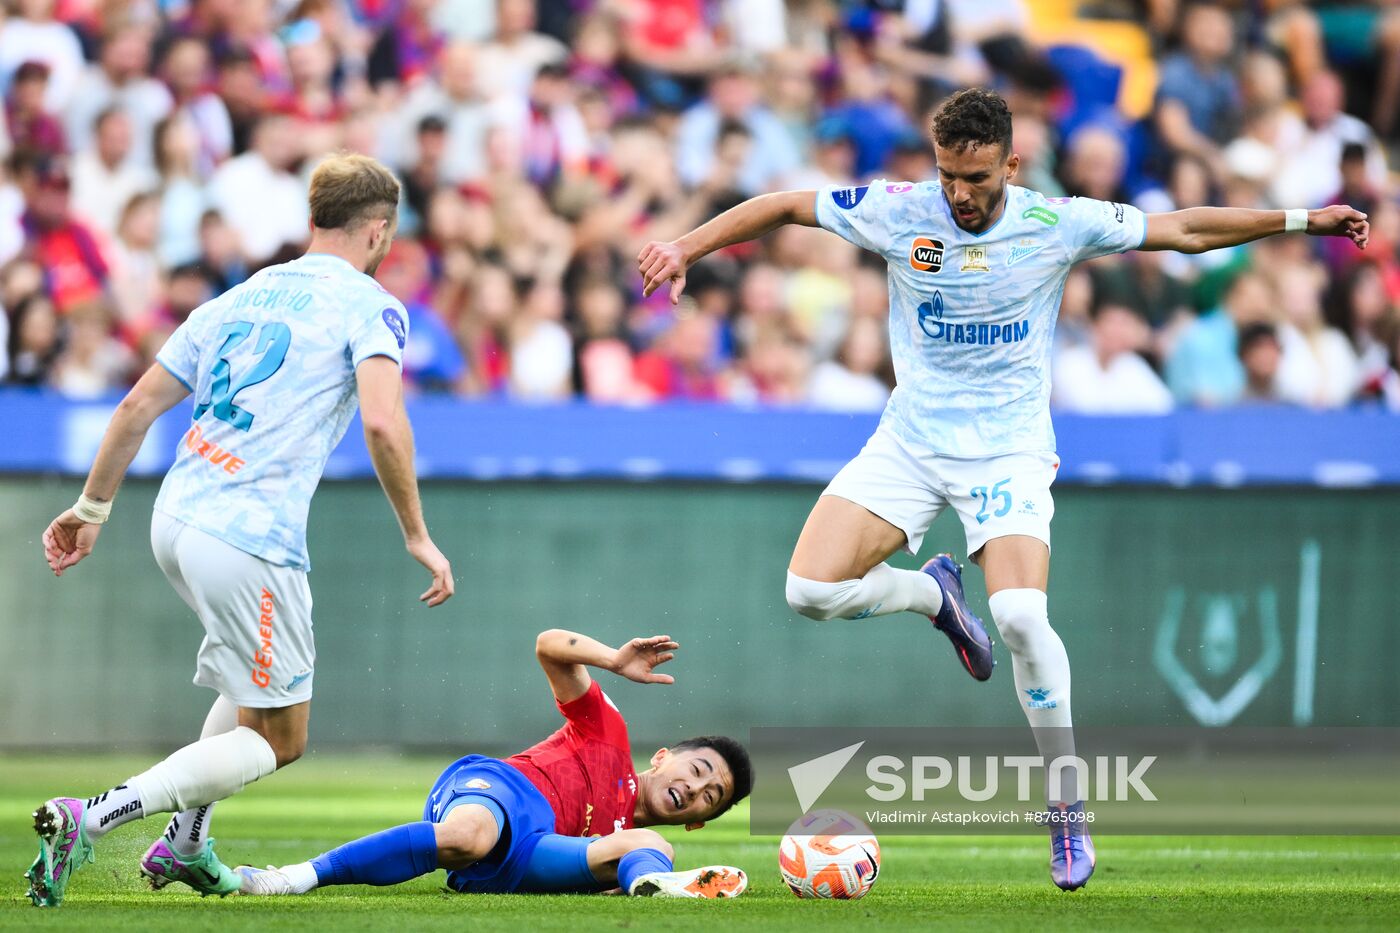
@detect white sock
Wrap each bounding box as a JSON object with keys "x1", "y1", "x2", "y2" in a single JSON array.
[
  {"x1": 127, "y1": 726, "x2": 277, "y2": 818},
  {"x1": 164, "y1": 695, "x2": 240, "y2": 857},
  {"x1": 786, "y1": 565, "x2": 943, "y2": 621},
  {"x1": 83, "y1": 784, "x2": 145, "y2": 839},
  {"x1": 280, "y1": 861, "x2": 319, "y2": 894},
  {"x1": 988, "y1": 588, "x2": 1078, "y2": 805}
]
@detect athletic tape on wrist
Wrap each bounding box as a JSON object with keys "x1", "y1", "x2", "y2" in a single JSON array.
[
  {"x1": 72, "y1": 494, "x2": 112, "y2": 524},
  {"x1": 1284, "y1": 209, "x2": 1309, "y2": 233}
]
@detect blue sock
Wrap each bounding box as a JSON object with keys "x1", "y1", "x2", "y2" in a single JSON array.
[
  {"x1": 617, "y1": 847, "x2": 674, "y2": 893},
  {"x1": 311, "y1": 821, "x2": 439, "y2": 887},
  {"x1": 517, "y1": 834, "x2": 600, "y2": 893}
]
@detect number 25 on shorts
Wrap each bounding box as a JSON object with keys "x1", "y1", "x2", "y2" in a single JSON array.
[{"x1": 969, "y1": 478, "x2": 1012, "y2": 524}]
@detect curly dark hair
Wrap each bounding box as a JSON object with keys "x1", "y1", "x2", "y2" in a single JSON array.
[
  {"x1": 672, "y1": 735, "x2": 753, "y2": 819},
  {"x1": 931, "y1": 88, "x2": 1013, "y2": 155}
]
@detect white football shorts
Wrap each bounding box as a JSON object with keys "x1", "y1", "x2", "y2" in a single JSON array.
[
  {"x1": 822, "y1": 422, "x2": 1059, "y2": 557},
  {"x1": 151, "y1": 510, "x2": 315, "y2": 708}
]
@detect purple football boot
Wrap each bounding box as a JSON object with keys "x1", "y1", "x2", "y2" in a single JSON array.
[
  {"x1": 921, "y1": 554, "x2": 996, "y2": 681},
  {"x1": 1047, "y1": 801, "x2": 1096, "y2": 890}
]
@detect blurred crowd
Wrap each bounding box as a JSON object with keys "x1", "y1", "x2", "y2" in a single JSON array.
[{"x1": 1, "y1": 0, "x2": 1399, "y2": 414}]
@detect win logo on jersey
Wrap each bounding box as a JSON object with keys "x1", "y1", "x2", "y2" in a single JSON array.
[
  {"x1": 909, "y1": 237, "x2": 944, "y2": 273},
  {"x1": 917, "y1": 291, "x2": 1029, "y2": 345}
]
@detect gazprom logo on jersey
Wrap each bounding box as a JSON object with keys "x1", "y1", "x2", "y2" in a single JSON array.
[
  {"x1": 917, "y1": 291, "x2": 1028, "y2": 346},
  {"x1": 831, "y1": 185, "x2": 868, "y2": 210}
]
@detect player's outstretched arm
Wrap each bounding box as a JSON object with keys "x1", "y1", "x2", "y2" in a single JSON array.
[
  {"x1": 356, "y1": 356, "x2": 454, "y2": 607},
  {"x1": 1141, "y1": 205, "x2": 1369, "y2": 254},
  {"x1": 637, "y1": 190, "x2": 818, "y2": 304},
  {"x1": 535, "y1": 629, "x2": 679, "y2": 703},
  {"x1": 43, "y1": 364, "x2": 190, "y2": 577}
]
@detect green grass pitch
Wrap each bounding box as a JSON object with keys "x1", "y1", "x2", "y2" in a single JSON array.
[{"x1": 2, "y1": 753, "x2": 1398, "y2": 931}]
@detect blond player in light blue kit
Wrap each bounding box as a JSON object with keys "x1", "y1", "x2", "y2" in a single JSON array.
[
  {"x1": 27, "y1": 153, "x2": 455, "y2": 908},
  {"x1": 638, "y1": 88, "x2": 1369, "y2": 891}
]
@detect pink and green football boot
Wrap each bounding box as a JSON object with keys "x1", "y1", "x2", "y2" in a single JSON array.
[
  {"x1": 25, "y1": 798, "x2": 95, "y2": 907},
  {"x1": 140, "y1": 837, "x2": 243, "y2": 896}
]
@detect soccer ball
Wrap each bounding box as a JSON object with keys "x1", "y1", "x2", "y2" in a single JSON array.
[{"x1": 779, "y1": 809, "x2": 881, "y2": 900}]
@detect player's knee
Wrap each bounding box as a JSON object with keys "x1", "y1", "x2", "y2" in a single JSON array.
[
  {"x1": 987, "y1": 589, "x2": 1050, "y2": 655},
  {"x1": 270, "y1": 733, "x2": 306, "y2": 769},
  {"x1": 247, "y1": 724, "x2": 306, "y2": 769},
  {"x1": 241, "y1": 707, "x2": 310, "y2": 769},
  {"x1": 436, "y1": 810, "x2": 499, "y2": 869},
  {"x1": 616, "y1": 828, "x2": 673, "y2": 863},
  {"x1": 785, "y1": 572, "x2": 853, "y2": 621}
]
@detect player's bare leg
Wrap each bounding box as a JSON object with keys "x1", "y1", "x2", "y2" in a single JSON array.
[
  {"x1": 787, "y1": 496, "x2": 942, "y2": 620},
  {"x1": 589, "y1": 829, "x2": 746, "y2": 898},
  {"x1": 977, "y1": 535, "x2": 1092, "y2": 890},
  {"x1": 238, "y1": 702, "x2": 312, "y2": 767},
  {"x1": 434, "y1": 804, "x2": 501, "y2": 869},
  {"x1": 789, "y1": 495, "x2": 907, "y2": 582},
  {"x1": 788, "y1": 495, "x2": 994, "y2": 679}
]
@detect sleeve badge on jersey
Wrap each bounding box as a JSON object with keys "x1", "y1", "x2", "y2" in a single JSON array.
[
  {"x1": 464, "y1": 778, "x2": 492, "y2": 790},
  {"x1": 831, "y1": 185, "x2": 868, "y2": 209},
  {"x1": 381, "y1": 307, "x2": 406, "y2": 349}
]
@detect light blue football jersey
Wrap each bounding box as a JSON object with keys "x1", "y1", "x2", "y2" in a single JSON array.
[
  {"x1": 154, "y1": 253, "x2": 409, "y2": 570},
  {"x1": 816, "y1": 181, "x2": 1146, "y2": 457}
]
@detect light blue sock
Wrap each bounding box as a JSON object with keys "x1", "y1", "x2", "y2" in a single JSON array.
[{"x1": 617, "y1": 847, "x2": 674, "y2": 893}]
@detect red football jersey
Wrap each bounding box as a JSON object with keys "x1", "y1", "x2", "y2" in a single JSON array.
[{"x1": 506, "y1": 681, "x2": 638, "y2": 837}]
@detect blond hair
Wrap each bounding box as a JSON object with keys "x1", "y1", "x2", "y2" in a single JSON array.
[{"x1": 307, "y1": 153, "x2": 400, "y2": 231}]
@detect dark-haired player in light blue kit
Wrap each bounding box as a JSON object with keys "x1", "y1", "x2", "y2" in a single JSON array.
[
  {"x1": 237, "y1": 629, "x2": 752, "y2": 899},
  {"x1": 638, "y1": 87, "x2": 1370, "y2": 891}
]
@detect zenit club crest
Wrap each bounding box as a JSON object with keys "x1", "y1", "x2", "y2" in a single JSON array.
[{"x1": 1007, "y1": 238, "x2": 1045, "y2": 266}]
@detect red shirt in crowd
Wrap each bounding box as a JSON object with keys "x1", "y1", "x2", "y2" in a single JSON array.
[
  {"x1": 506, "y1": 680, "x2": 638, "y2": 837},
  {"x1": 23, "y1": 214, "x2": 108, "y2": 312}
]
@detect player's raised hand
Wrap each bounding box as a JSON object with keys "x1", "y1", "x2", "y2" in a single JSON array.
[
  {"x1": 42, "y1": 509, "x2": 101, "y2": 577},
  {"x1": 406, "y1": 535, "x2": 454, "y2": 607},
  {"x1": 637, "y1": 240, "x2": 688, "y2": 304},
  {"x1": 1308, "y1": 205, "x2": 1370, "y2": 249},
  {"x1": 612, "y1": 635, "x2": 679, "y2": 685}
]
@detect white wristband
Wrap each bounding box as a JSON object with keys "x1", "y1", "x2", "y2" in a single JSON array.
[
  {"x1": 72, "y1": 494, "x2": 112, "y2": 524},
  {"x1": 1284, "y1": 209, "x2": 1309, "y2": 233}
]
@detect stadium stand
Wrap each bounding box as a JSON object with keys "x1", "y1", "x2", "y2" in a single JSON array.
[{"x1": 0, "y1": 0, "x2": 1397, "y2": 413}]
